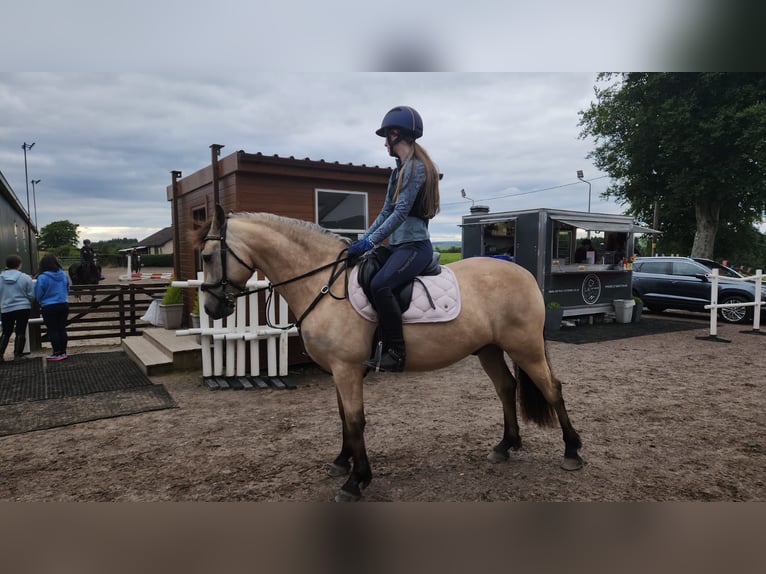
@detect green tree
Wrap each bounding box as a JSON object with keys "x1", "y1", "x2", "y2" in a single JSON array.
[
  {"x1": 93, "y1": 238, "x2": 139, "y2": 256},
  {"x1": 39, "y1": 220, "x2": 80, "y2": 250},
  {"x1": 578, "y1": 73, "x2": 766, "y2": 260}
]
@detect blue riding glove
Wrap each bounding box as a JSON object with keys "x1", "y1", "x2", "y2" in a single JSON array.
[{"x1": 348, "y1": 237, "x2": 373, "y2": 257}]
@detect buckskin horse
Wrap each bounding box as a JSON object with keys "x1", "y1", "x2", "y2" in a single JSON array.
[{"x1": 196, "y1": 206, "x2": 583, "y2": 501}]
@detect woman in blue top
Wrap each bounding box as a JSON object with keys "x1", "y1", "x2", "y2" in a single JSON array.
[
  {"x1": 0, "y1": 254, "x2": 35, "y2": 361},
  {"x1": 347, "y1": 106, "x2": 441, "y2": 372},
  {"x1": 34, "y1": 253, "x2": 71, "y2": 361}
]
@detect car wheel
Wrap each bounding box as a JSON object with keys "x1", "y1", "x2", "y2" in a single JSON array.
[{"x1": 719, "y1": 295, "x2": 750, "y2": 324}]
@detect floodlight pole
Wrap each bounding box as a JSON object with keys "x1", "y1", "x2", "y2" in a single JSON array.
[
  {"x1": 22, "y1": 142, "x2": 36, "y2": 271},
  {"x1": 576, "y1": 170, "x2": 592, "y2": 213},
  {"x1": 31, "y1": 179, "x2": 41, "y2": 230}
]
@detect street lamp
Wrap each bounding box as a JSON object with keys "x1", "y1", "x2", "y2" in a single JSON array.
[
  {"x1": 22, "y1": 142, "x2": 35, "y2": 271},
  {"x1": 22, "y1": 142, "x2": 35, "y2": 216},
  {"x1": 460, "y1": 188, "x2": 475, "y2": 207},
  {"x1": 31, "y1": 179, "x2": 41, "y2": 230},
  {"x1": 576, "y1": 169, "x2": 592, "y2": 213}
]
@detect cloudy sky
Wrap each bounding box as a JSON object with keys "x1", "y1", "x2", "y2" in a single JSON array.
[
  {"x1": 1, "y1": 72, "x2": 627, "y2": 244},
  {"x1": 0, "y1": 0, "x2": 725, "y2": 246}
]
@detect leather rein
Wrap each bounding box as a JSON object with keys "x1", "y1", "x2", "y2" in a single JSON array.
[{"x1": 200, "y1": 220, "x2": 352, "y2": 331}]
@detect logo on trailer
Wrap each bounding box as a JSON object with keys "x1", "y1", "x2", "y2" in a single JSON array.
[{"x1": 581, "y1": 273, "x2": 602, "y2": 305}]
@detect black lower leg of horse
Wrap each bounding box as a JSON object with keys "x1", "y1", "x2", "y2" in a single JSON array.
[
  {"x1": 553, "y1": 399, "x2": 583, "y2": 467},
  {"x1": 329, "y1": 390, "x2": 352, "y2": 476},
  {"x1": 478, "y1": 345, "x2": 521, "y2": 461},
  {"x1": 338, "y1": 416, "x2": 371, "y2": 500}
]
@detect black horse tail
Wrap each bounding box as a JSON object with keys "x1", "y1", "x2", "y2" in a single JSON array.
[{"x1": 516, "y1": 346, "x2": 558, "y2": 428}]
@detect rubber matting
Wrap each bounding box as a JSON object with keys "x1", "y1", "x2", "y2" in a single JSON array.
[
  {"x1": 0, "y1": 351, "x2": 177, "y2": 436},
  {"x1": 0, "y1": 351, "x2": 153, "y2": 405},
  {"x1": 544, "y1": 317, "x2": 704, "y2": 345}
]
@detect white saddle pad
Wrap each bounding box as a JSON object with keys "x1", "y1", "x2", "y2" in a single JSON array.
[{"x1": 348, "y1": 265, "x2": 461, "y2": 324}]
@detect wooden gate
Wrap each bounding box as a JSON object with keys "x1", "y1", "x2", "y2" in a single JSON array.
[{"x1": 34, "y1": 283, "x2": 170, "y2": 343}]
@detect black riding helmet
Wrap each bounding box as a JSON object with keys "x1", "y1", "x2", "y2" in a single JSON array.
[{"x1": 376, "y1": 106, "x2": 423, "y2": 145}]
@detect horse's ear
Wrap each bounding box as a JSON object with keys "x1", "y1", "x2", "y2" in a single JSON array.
[{"x1": 212, "y1": 204, "x2": 226, "y2": 231}]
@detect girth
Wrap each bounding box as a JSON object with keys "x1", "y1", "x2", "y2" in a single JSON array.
[{"x1": 356, "y1": 247, "x2": 442, "y2": 312}]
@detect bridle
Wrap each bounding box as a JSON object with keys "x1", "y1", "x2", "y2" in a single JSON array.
[
  {"x1": 200, "y1": 218, "x2": 352, "y2": 330},
  {"x1": 200, "y1": 218, "x2": 255, "y2": 308}
]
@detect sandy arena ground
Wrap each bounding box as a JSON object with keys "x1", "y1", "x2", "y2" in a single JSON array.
[{"x1": 1, "y1": 266, "x2": 764, "y2": 501}]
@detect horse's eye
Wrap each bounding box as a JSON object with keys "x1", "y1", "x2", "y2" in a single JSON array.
[{"x1": 202, "y1": 254, "x2": 212, "y2": 263}]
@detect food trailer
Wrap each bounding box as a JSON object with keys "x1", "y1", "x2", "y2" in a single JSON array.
[{"x1": 461, "y1": 207, "x2": 657, "y2": 318}]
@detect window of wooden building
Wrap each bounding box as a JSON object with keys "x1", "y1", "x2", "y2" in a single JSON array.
[
  {"x1": 315, "y1": 189, "x2": 367, "y2": 240},
  {"x1": 192, "y1": 206, "x2": 207, "y2": 229}
]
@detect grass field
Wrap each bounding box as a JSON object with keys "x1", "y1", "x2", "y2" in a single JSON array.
[{"x1": 437, "y1": 252, "x2": 462, "y2": 264}]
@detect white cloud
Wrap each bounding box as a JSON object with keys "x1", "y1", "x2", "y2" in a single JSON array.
[{"x1": 1, "y1": 72, "x2": 624, "y2": 245}]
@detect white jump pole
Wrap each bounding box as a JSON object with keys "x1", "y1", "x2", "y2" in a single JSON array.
[
  {"x1": 212, "y1": 314, "x2": 225, "y2": 376},
  {"x1": 708, "y1": 268, "x2": 719, "y2": 338},
  {"x1": 752, "y1": 270, "x2": 762, "y2": 332},
  {"x1": 266, "y1": 291, "x2": 278, "y2": 377},
  {"x1": 235, "y1": 303, "x2": 246, "y2": 377},
  {"x1": 279, "y1": 296, "x2": 290, "y2": 377},
  {"x1": 195, "y1": 272, "x2": 213, "y2": 377},
  {"x1": 248, "y1": 280, "x2": 260, "y2": 376}
]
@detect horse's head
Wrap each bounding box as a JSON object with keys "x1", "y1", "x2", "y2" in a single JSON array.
[{"x1": 196, "y1": 205, "x2": 254, "y2": 320}]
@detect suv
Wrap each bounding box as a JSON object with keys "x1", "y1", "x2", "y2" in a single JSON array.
[{"x1": 631, "y1": 256, "x2": 764, "y2": 324}]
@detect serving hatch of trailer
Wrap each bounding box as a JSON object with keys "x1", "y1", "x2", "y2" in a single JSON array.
[{"x1": 461, "y1": 207, "x2": 659, "y2": 319}]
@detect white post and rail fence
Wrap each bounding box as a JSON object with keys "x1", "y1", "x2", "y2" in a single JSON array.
[
  {"x1": 171, "y1": 272, "x2": 299, "y2": 389},
  {"x1": 696, "y1": 268, "x2": 764, "y2": 343}
]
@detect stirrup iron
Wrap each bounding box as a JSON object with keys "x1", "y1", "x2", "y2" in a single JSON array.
[{"x1": 366, "y1": 341, "x2": 384, "y2": 372}]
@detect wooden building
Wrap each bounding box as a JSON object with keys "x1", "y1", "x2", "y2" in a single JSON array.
[
  {"x1": 166, "y1": 148, "x2": 392, "y2": 318},
  {"x1": 0, "y1": 169, "x2": 38, "y2": 273},
  {"x1": 167, "y1": 150, "x2": 392, "y2": 282}
]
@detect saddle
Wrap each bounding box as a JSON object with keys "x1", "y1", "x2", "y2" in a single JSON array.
[
  {"x1": 355, "y1": 247, "x2": 442, "y2": 313},
  {"x1": 349, "y1": 248, "x2": 461, "y2": 324}
]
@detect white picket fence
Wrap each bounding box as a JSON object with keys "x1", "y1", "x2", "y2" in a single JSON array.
[
  {"x1": 172, "y1": 272, "x2": 298, "y2": 378},
  {"x1": 701, "y1": 268, "x2": 763, "y2": 339}
]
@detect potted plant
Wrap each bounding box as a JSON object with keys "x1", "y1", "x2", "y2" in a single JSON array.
[
  {"x1": 159, "y1": 283, "x2": 185, "y2": 330},
  {"x1": 632, "y1": 295, "x2": 644, "y2": 323},
  {"x1": 544, "y1": 301, "x2": 564, "y2": 332},
  {"x1": 190, "y1": 294, "x2": 201, "y2": 329}
]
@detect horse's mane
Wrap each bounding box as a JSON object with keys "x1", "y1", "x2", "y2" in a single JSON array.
[{"x1": 191, "y1": 211, "x2": 351, "y2": 249}]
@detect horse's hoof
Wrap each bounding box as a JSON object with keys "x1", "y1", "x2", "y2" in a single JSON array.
[
  {"x1": 487, "y1": 450, "x2": 509, "y2": 464},
  {"x1": 334, "y1": 489, "x2": 361, "y2": 503},
  {"x1": 560, "y1": 456, "x2": 585, "y2": 471},
  {"x1": 327, "y1": 463, "x2": 350, "y2": 478}
]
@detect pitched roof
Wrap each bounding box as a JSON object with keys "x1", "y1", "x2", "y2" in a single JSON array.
[{"x1": 138, "y1": 226, "x2": 173, "y2": 247}]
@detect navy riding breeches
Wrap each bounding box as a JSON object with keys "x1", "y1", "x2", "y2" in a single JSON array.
[{"x1": 370, "y1": 240, "x2": 433, "y2": 295}]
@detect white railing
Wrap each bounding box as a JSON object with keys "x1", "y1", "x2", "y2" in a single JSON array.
[
  {"x1": 172, "y1": 272, "x2": 298, "y2": 378},
  {"x1": 119, "y1": 272, "x2": 173, "y2": 281},
  {"x1": 702, "y1": 268, "x2": 763, "y2": 339}
]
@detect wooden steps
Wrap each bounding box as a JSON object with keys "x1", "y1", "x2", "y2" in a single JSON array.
[{"x1": 123, "y1": 328, "x2": 201, "y2": 376}]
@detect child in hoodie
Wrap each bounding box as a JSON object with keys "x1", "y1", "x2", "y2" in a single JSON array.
[
  {"x1": 0, "y1": 254, "x2": 35, "y2": 361},
  {"x1": 34, "y1": 253, "x2": 71, "y2": 361}
]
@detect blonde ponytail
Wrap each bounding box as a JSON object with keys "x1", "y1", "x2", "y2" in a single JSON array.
[{"x1": 391, "y1": 143, "x2": 440, "y2": 219}]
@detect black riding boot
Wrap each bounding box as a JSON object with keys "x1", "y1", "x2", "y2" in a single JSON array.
[
  {"x1": 13, "y1": 334, "x2": 27, "y2": 358},
  {"x1": 365, "y1": 288, "x2": 406, "y2": 372},
  {"x1": 0, "y1": 333, "x2": 10, "y2": 362}
]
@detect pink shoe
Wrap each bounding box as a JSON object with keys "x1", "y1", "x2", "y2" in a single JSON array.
[{"x1": 47, "y1": 353, "x2": 68, "y2": 361}]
